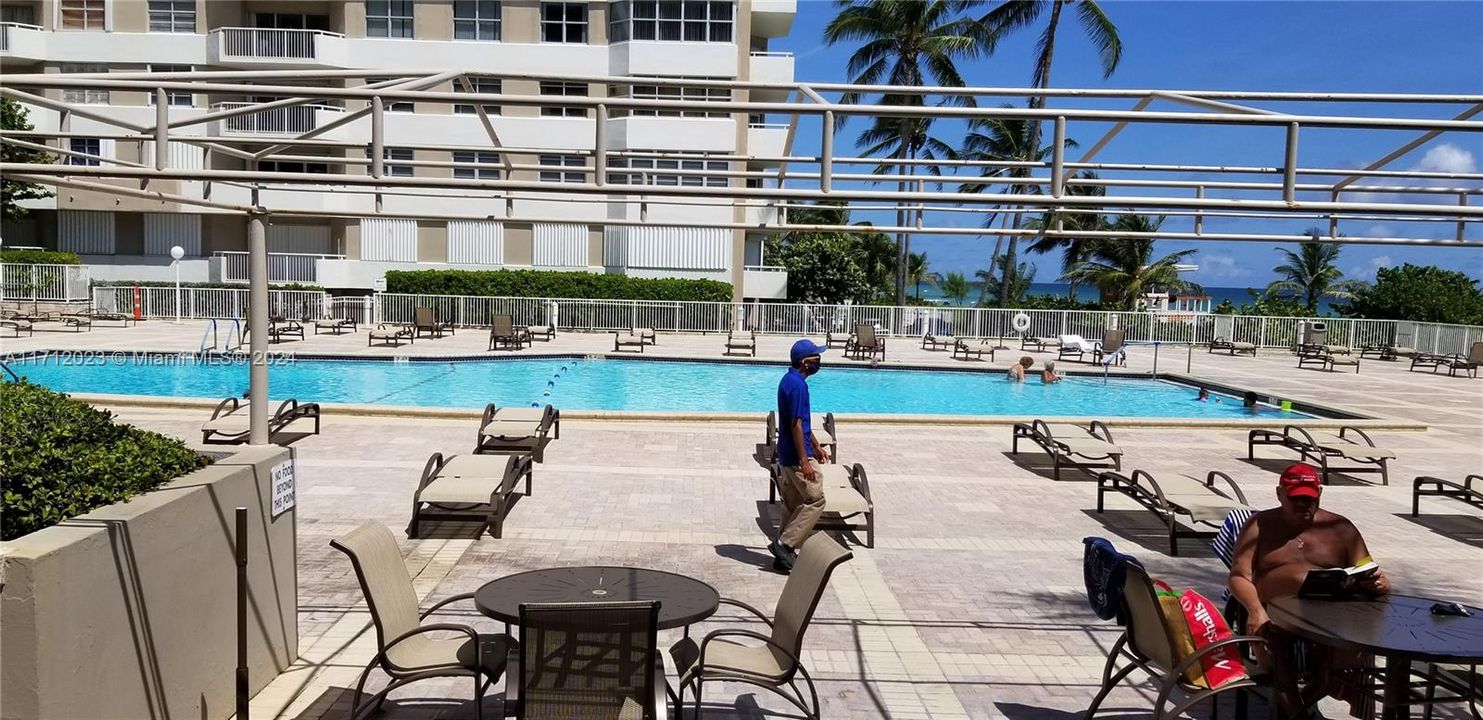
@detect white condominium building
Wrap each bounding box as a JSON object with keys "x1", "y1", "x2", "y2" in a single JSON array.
[{"x1": 0, "y1": 0, "x2": 796, "y2": 299}]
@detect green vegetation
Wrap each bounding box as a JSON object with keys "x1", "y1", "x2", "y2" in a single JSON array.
[
  {"x1": 0, "y1": 249, "x2": 81, "y2": 265},
  {"x1": 766, "y1": 202, "x2": 894, "y2": 304},
  {"x1": 1059, "y1": 215, "x2": 1197, "y2": 310},
  {"x1": 1339, "y1": 263, "x2": 1483, "y2": 326},
  {"x1": 386, "y1": 268, "x2": 731, "y2": 302},
  {"x1": 1214, "y1": 290, "x2": 1311, "y2": 318},
  {"x1": 1, "y1": 98, "x2": 54, "y2": 221},
  {"x1": 1264, "y1": 231, "x2": 1366, "y2": 314},
  {"x1": 939, "y1": 271, "x2": 972, "y2": 306},
  {"x1": 1, "y1": 381, "x2": 209, "y2": 540}
]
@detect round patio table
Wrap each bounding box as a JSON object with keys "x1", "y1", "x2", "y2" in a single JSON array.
[
  {"x1": 474, "y1": 566, "x2": 720, "y2": 631},
  {"x1": 1268, "y1": 594, "x2": 1483, "y2": 720}
]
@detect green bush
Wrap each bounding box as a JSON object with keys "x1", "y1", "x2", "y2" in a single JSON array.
[
  {"x1": 0, "y1": 381, "x2": 210, "y2": 540},
  {"x1": 1339, "y1": 264, "x2": 1483, "y2": 326},
  {"x1": 1011, "y1": 293, "x2": 1104, "y2": 311},
  {"x1": 0, "y1": 249, "x2": 81, "y2": 265},
  {"x1": 385, "y1": 269, "x2": 732, "y2": 302},
  {"x1": 91, "y1": 280, "x2": 323, "y2": 291}
]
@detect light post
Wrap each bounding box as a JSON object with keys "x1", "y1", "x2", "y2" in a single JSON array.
[{"x1": 170, "y1": 245, "x2": 185, "y2": 324}]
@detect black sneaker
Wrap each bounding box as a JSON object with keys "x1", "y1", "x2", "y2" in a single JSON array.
[{"x1": 768, "y1": 540, "x2": 794, "y2": 572}]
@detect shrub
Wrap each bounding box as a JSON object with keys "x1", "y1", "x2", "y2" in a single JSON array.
[
  {"x1": 1012, "y1": 293, "x2": 1104, "y2": 311},
  {"x1": 1339, "y1": 264, "x2": 1483, "y2": 326},
  {"x1": 0, "y1": 249, "x2": 81, "y2": 265},
  {"x1": 0, "y1": 381, "x2": 210, "y2": 540},
  {"x1": 386, "y1": 269, "x2": 732, "y2": 302}
]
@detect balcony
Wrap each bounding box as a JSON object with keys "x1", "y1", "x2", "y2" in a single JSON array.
[
  {"x1": 747, "y1": 123, "x2": 789, "y2": 166},
  {"x1": 209, "y1": 102, "x2": 345, "y2": 136},
  {"x1": 0, "y1": 22, "x2": 45, "y2": 61},
  {"x1": 213, "y1": 251, "x2": 343, "y2": 284},
  {"x1": 748, "y1": 52, "x2": 794, "y2": 100},
  {"x1": 743, "y1": 265, "x2": 788, "y2": 300},
  {"x1": 209, "y1": 27, "x2": 348, "y2": 66},
  {"x1": 751, "y1": 0, "x2": 797, "y2": 37}
]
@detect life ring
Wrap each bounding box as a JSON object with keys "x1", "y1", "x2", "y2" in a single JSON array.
[{"x1": 1012, "y1": 312, "x2": 1032, "y2": 333}]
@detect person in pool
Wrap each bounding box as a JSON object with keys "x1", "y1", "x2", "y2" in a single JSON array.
[
  {"x1": 1041, "y1": 360, "x2": 1062, "y2": 384},
  {"x1": 1243, "y1": 390, "x2": 1260, "y2": 413},
  {"x1": 1197, "y1": 388, "x2": 1210, "y2": 402},
  {"x1": 1008, "y1": 356, "x2": 1033, "y2": 382}
]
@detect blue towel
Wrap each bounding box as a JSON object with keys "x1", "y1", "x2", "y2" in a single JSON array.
[{"x1": 1083, "y1": 536, "x2": 1140, "y2": 624}]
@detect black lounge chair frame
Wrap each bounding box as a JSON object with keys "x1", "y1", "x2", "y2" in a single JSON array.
[
  {"x1": 1097, "y1": 469, "x2": 1249, "y2": 556},
  {"x1": 409, "y1": 452, "x2": 534, "y2": 539},
  {"x1": 767, "y1": 461, "x2": 874, "y2": 548},
  {"x1": 202, "y1": 396, "x2": 321, "y2": 444},
  {"x1": 1010, "y1": 419, "x2": 1122, "y2": 481},
  {"x1": 1247, "y1": 425, "x2": 1390, "y2": 486},
  {"x1": 1412, "y1": 474, "x2": 1483, "y2": 517}
]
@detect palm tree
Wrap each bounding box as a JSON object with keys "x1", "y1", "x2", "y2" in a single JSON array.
[
  {"x1": 1026, "y1": 170, "x2": 1106, "y2": 300},
  {"x1": 906, "y1": 251, "x2": 936, "y2": 300},
  {"x1": 940, "y1": 271, "x2": 972, "y2": 305},
  {"x1": 1061, "y1": 215, "x2": 1196, "y2": 309},
  {"x1": 1265, "y1": 229, "x2": 1365, "y2": 314},
  {"x1": 825, "y1": 0, "x2": 993, "y2": 305},
  {"x1": 957, "y1": 112, "x2": 1070, "y2": 307}
]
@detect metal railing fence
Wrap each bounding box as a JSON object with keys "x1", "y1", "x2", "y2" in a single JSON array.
[
  {"x1": 1, "y1": 263, "x2": 91, "y2": 301},
  {"x1": 216, "y1": 251, "x2": 342, "y2": 284},
  {"x1": 92, "y1": 287, "x2": 328, "y2": 320}
]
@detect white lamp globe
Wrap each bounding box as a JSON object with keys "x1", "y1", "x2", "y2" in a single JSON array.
[{"x1": 170, "y1": 245, "x2": 185, "y2": 261}]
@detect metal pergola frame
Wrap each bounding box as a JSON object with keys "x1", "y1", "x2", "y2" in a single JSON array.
[{"x1": 2, "y1": 70, "x2": 1480, "y2": 442}]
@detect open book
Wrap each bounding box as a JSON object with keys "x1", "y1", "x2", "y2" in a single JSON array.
[{"x1": 1298, "y1": 559, "x2": 1379, "y2": 599}]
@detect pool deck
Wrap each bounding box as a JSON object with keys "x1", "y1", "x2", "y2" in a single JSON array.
[{"x1": 4, "y1": 321, "x2": 1482, "y2": 719}]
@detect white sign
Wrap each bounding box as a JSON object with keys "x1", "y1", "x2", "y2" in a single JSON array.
[
  {"x1": 270, "y1": 459, "x2": 296, "y2": 519},
  {"x1": 373, "y1": 276, "x2": 388, "y2": 292}
]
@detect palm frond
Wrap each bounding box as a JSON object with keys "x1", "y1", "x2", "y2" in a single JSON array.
[{"x1": 1073, "y1": 0, "x2": 1122, "y2": 78}]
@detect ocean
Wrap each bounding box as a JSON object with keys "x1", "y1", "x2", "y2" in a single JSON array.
[{"x1": 912, "y1": 283, "x2": 1337, "y2": 313}]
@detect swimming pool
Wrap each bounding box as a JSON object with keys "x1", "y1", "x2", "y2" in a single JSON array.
[{"x1": 6, "y1": 354, "x2": 1312, "y2": 419}]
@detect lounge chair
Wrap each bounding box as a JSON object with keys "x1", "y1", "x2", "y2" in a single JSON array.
[
  {"x1": 312, "y1": 317, "x2": 357, "y2": 335},
  {"x1": 725, "y1": 330, "x2": 757, "y2": 357},
  {"x1": 631, "y1": 326, "x2": 657, "y2": 345},
  {"x1": 1359, "y1": 343, "x2": 1416, "y2": 360},
  {"x1": 952, "y1": 337, "x2": 993, "y2": 361},
  {"x1": 1097, "y1": 469, "x2": 1251, "y2": 556},
  {"x1": 527, "y1": 324, "x2": 556, "y2": 342},
  {"x1": 765, "y1": 410, "x2": 837, "y2": 462},
  {"x1": 268, "y1": 317, "x2": 304, "y2": 343},
  {"x1": 330, "y1": 522, "x2": 512, "y2": 720},
  {"x1": 1247, "y1": 425, "x2": 1394, "y2": 485},
  {"x1": 201, "y1": 396, "x2": 320, "y2": 444},
  {"x1": 824, "y1": 330, "x2": 850, "y2": 349},
  {"x1": 78, "y1": 307, "x2": 137, "y2": 327},
  {"x1": 1297, "y1": 345, "x2": 1360, "y2": 373},
  {"x1": 1011, "y1": 419, "x2": 1123, "y2": 481},
  {"x1": 845, "y1": 323, "x2": 885, "y2": 361},
  {"x1": 413, "y1": 306, "x2": 454, "y2": 338},
  {"x1": 55, "y1": 312, "x2": 92, "y2": 332},
  {"x1": 369, "y1": 324, "x2": 414, "y2": 347},
  {"x1": 516, "y1": 601, "x2": 666, "y2": 720},
  {"x1": 0, "y1": 318, "x2": 33, "y2": 337},
  {"x1": 1085, "y1": 560, "x2": 1267, "y2": 720},
  {"x1": 921, "y1": 334, "x2": 955, "y2": 351},
  {"x1": 1060, "y1": 328, "x2": 1125, "y2": 365},
  {"x1": 1411, "y1": 341, "x2": 1483, "y2": 378},
  {"x1": 487, "y1": 314, "x2": 530, "y2": 351},
  {"x1": 614, "y1": 330, "x2": 647, "y2": 353},
  {"x1": 409, "y1": 452, "x2": 534, "y2": 539},
  {"x1": 1412, "y1": 474, "x2": 1483, "y2": 517},
  {"x1": 670, "y1": 533, "x2": 852, "y2": 720},
  {"x1": 1021, "y1": 335, "x2": 1057, "y2": 352},
  {"x1": 1209, "y1": 336, "x2": 1257, "y2": 356},
  {"x1": 767, "y1": 461, "x2": 874, "y2": 548},
  {"x1": 475, "y1": 402, "x2": 558, "y2": 462}
]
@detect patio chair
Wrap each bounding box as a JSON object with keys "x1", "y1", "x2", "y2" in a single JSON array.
[
  {"x1": 1359, "y1": 343, "x2": 1416, "y2": 360},
  {"x1": 475, "y1": 403, "x2": 559, "y2": 462},
  {"x1": 313, "y1": 317, "x2": 357, "y2": 335},
  {"x1": 1296, "y1": 345, "x2": 1360, "y2": 373},
  {"x1": 369, "y1": 324, "x2": 415, "y2": 347},
  {"x1": 330, "y1": 522, "x2": 513, "y2": 720},
  {"x1": 1412, "y1": 474, "x2": 1483, "y2": 517},
  {"x1": 527, "y1": 324, "x2": 556, "y2": 342},
  {"x1": 1209, "y1": 336, "x2": 1257, "y2": 356},
  {"x1": 670, "y1": 533, "x2": 853, "y2": 720},
  {"x1": 1247, "y1": 425, "x2": 1394, "y2": 485},
  {"x1": 0, "y1": 318, "x2": 33, "y2": 337},
  {"x1": 1011, "y1": 419, "x2": 1123, "y2": 481},
  {"x1": 614, "y1": 330, "x2": 647, "y2": 353},
  {"x1": 725, "y1": 330, "x2": 757, "y2": 357},
  {"x1": 952, "y1": 337, "x2": 993, "y2": 361},
  {"x1": 767, "y1": 461, "x2": 874, "y2": 548},
  {"x1": 1022, "y1": 335, "x2": 1057, "y2": 352},
  {"x1": 202, "y1": 396, "x2": 320, "y2": 444},
  {"x1": 627, "y1": 326, "x2": 657, "y2": 345},
  {"x1": 413, "y1": 306, "x2": 454, "y2": 338},
  {"x1": 824, "y1": 330, "x2": 850, "y2": 349},
  {"x1": 513, "y1": 601, "x2": 666, "y2": 720},
  {"x1": 1063, "y1": 329, "x2": 1126, "y2": 365},
  {"x1": 267, "y1": 316, "x2": 304, "y2": 343},
  {"x1": 921, "y1": 334, "x2": 954, "y2": 352},
  {"x1": 409, "y1": 452, "x2": 534, "y2": 539},
  {"x1": 1431, "y1": 341, "x2": 1483, "y2": 378},
  {"x1": 1085, "y1": 561, "x2": 1267, "y2": 719},
  {"x1": 78, "y1": 307, "x2": 138, "y2": 326},
  {"x1": 54, "y1": 312, "x2": 92, "y2": 332},
  {"x1": 1097, "y1": 469, "x2": 1251, "y2": 556},
  {"x1": 844, "y1": 323, "x2": 885, "y2": 361},
  {"x1": 489, "y1": 314, "x2": 531, "y2": 351},
  {"x1": 765, "y1": 410, "x2": 837, "y2": 463}
]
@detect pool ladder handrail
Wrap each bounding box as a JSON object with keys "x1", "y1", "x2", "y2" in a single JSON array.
[
  {"x1": 1, "y1": 360, "x2": 19, "y2": 383},
  {"x1": 200, "y1": 319, "x2": 218, "y2": 354}
]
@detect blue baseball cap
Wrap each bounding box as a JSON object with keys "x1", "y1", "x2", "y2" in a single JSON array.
[{"x1": 790, "y1": 339, "x2": 827, "y2": 364}]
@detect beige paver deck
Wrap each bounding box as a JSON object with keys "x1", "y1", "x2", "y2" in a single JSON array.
[{"x1": 3, "y1": 321, "x2": 1481, "y2": 719}]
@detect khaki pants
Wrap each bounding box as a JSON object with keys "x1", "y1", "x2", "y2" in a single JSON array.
[{"x1": 778, "y1": 465, "x2": 827, "y2": 548}]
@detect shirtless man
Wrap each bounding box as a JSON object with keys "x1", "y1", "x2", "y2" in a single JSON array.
[{"x1": 1229, "y1": 463, "x2": 1391, "y2": 718}]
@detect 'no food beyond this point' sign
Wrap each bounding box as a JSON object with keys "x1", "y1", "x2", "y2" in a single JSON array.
[{"x1": 270, "y1": 459, "x2": 296, "y2": 519}]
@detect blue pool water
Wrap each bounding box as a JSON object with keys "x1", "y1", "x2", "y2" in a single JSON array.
[{"x1": 6, "y1": 354, "x2": 1311, "y2": 419}]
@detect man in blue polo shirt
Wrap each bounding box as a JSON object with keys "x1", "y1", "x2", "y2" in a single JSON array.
[{"x1": 769, "y1": 338, "x2": 830, "y2": 573}]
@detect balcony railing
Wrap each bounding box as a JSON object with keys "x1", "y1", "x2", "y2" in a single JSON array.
[
  {"x1": 0, "y1": 21, "x2": 42, "y2": 54},
  {"x1": 211, "y1": 103, "x2": 343, "y2": 135},
  {"x1": 212, "y1": 27, "x2": 344, "y2": 62},
  {"x1": 216, "y1": 251, "x2": 344, "y2": 284}
]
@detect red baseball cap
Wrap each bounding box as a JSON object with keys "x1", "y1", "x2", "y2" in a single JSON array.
[{"x1": 1279, "y1": 464, "x2": 1323, "y2": 499}]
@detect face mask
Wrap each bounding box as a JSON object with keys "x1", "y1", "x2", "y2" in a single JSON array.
[{"x1": 801, "y1": 359, "x2": 821, "y2": 376}]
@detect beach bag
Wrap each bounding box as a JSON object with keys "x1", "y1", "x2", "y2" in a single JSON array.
[
  {"x1": 1177, "y1": 588, "x2": 1248, "y2": 688},
  {"x1": 1152, "y1": 580, "x2": 1202, "y2": 685}
]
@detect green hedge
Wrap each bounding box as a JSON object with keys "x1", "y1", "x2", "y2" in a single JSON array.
[
  {"x1": 91, "y1": 280, "x2": 323, "y2": 291},
  {"x1": 0, "y1": 381, "x2": 210, "y2": 540},
  {"x1": 0, "y1": 249, "x2": 81, "y2": 265},
  {"x1": 385, "y1": 269, "x2": 732, "y2": 302}
]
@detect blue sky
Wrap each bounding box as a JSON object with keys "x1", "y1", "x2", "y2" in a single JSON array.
[{"x1": 770, "y1": 0, "x2": 1483, "y2": 288}]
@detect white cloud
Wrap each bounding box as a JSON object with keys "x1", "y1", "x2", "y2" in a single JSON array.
[
  {"x1": 1198, "y1": 253, "x2": 1250, "y2": 279},
  {"x1": 1368, "y1": 255, "x2": 1394, "y2": 271},
  {"x1": 1360, "y1": 224, "x2": 1396, "y2": 238},
  {"x1": 1414, "y1": 143, "x2": 1478, "y2": 175}
]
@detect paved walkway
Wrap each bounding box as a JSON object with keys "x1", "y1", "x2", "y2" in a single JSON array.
[{"x1": 5, "y1": 321, "x2": 1481, "y2": 718}]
